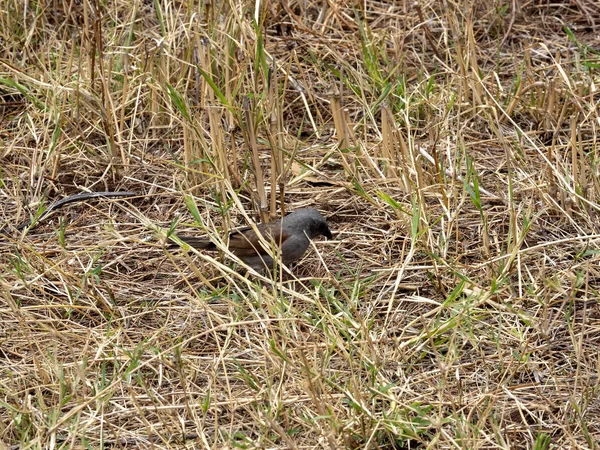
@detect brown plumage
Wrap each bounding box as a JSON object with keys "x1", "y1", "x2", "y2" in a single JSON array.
[{"x1": 169, "y1": 208, "x2": 332, "y2": 272}]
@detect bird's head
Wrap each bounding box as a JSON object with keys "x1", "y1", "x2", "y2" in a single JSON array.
[{"x1": 290, "y1": 208, "x2": 333, "y2": 240}]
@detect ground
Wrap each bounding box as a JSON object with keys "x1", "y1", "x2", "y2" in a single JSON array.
[{"x1": 2, "y1": 0, "x2": 600, "y2": 448}]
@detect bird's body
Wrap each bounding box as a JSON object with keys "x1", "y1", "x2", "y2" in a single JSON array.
[{"x1": 170, "y1": 208, "x2": 332, "y2": 272}]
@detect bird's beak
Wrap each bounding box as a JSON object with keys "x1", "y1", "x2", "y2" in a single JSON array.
[{"x1": 324, "y1": 227, "x2": 333, "y2": 240}]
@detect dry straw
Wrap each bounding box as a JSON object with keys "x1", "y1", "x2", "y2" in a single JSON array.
[{"x1": 1, "y1": 0, "x2": 600, "y2": 448}]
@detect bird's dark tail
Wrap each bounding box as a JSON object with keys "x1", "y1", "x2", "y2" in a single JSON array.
[{"x1": 168, "y1": 235, "x2": 216, "y2": 250}]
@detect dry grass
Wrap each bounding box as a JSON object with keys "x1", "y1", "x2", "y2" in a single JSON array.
[{"x1": 2, "y1": 0, "x2": 600, "y2": 448}]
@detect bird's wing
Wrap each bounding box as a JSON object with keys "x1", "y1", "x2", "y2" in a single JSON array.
[{"x1": 228, "y1": 222, "x2": 289, "y2": 257}]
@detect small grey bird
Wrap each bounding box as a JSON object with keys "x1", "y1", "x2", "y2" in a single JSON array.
[{"x1": 169, "y1": 208, "x2": 332, "y2": 272}]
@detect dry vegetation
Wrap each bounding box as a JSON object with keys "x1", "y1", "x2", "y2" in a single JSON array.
[{"x1": 2, "y1": 0, "x2": 600, "y2": 448}]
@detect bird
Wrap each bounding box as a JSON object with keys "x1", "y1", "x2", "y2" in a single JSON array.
[{"x1": 169, "y1": 208, "x2": 333, "y2": 272}]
